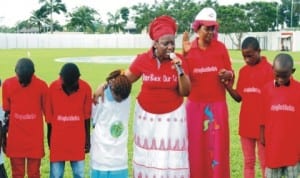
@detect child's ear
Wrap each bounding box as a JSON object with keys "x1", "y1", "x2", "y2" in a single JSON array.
[
  {"x1": 292, "y1": 68, "x2": 296, "y2": 74},
  {"x1": 258, "y1": 48, "x2": 261, "y2": 53}
]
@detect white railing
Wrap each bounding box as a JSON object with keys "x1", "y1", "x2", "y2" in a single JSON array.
[{"x1": 0, "y1": 31, "x2": 299, "y2": 51}]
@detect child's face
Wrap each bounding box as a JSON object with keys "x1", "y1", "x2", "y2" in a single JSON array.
[
  {"x1": 112, "y1": 92, "x2": 123, "y2": 102},
  {"x1": 241, "y1": 47, "x2": 260, "y2": 66},
  {"x1": 108, "y1": 84, "x2": 123, "y2": 102},
  {"x1": 273, "y1": 65, "x2": 293, "y2": 86}
]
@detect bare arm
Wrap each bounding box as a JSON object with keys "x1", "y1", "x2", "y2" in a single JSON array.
[
  {"x1": 182, "y1": 31, "x2": 191, "y2": 56},
  {"x1": 2, "y1": 111, "x2": 9, "y2": 153},
  {"x1": 93, "y1": 82, "x2": 107, "y2": 104},
  {"x1": 93, "y1": 69, "x2": 139, "y2": 104},
  {"x1": 124, "y1": 69, "x2": 140, "y2": 83},
  {"x1": 224, "y1": 84, "x2": 241, "y2": 102},
  {"x1": 218, "y1": 69, "x2": 241, "y2": 102},
  {"x1": 177, "y1": 74, "x2": 191, "y2": 96},
  {"x1": 171, "y1": 55, "x2": 191, "y2": 96},
  {"x1": 84, "y1": 119, "x2": 91, "y2": 153}
]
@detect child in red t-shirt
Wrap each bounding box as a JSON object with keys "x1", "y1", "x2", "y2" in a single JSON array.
[
  {"x1": 221, "y1": 37, "x2": 273, "y2": 178},
  {"x1": 2, "y1": 58, "x2": 47, "y2": 178},
  {"x1": 260, "y1": 53, "x2": 300, "y2": 178},
  {"x1": 46, "y1": 63, "x2": 92, "y2": 178}
]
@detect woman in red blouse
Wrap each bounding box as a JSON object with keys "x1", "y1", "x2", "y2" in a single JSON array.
[
  {"x1": 94, "y1": 15, "x2": 191, "y2": 178},
  {"x1": 127, "y1": 15, "x2": 191, "y2": 178},
  {"x1": 182, "y1": 7, "x2": 233, "y2": 178}
]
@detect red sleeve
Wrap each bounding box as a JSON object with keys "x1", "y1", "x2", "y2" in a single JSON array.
[
  {"x1": 259, "y1": 85, "x2": 268, "y2": 125},
  {"x1": 220, "y1": 43, "x2": 234, "y2": 85},
  {"x1": 221, "y1": 43, "x2": 233, "y2": 71},
  {"x1": 129, "y1": 54, "x2": 143, "y2": 77}
]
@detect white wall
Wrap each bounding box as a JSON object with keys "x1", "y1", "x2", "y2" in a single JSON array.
[
  {"x1": 218, "y1": 31, "x2": 300, "y2": 51},
  {"x1": 0, "y1": 33, "x2": 153, "y2": 49},
  {"x1": 0, "y1": 32, "x2": 299, "y2": 51}
]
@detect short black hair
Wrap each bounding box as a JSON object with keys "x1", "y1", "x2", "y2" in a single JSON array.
[
  {"x1": 15, "y1": 58, "x2": 35, "y2": 87},
  {"x1": 60, "y1": 63, "x2": 80, "y2": 86},
  {"x1": 273, "y1": 53, "x2": 294, "y2": 70},
  {"x1": 241, "y1": 36, "x2": 260, "y2": 51}
]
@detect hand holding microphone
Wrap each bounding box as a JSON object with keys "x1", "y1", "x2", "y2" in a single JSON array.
[{"x1": 169, "y1": 53, "x2": 184, "y2": 76}]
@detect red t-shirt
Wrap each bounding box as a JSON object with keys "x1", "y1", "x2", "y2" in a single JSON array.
[
  {"x1": 236, "y1": 57, "x2": 273, "y2": 138},
  {"x1": 46, "y1": 78, "x2": 92, "y2": 162},
  {"x1": 185, "y1": 38, "x2": 233, "y2": 102},
  {"x1": 129, "y1": 49, "x2": 188, "y2": 114},
  {"x1": 261, "y1": 79, "x2": 300, "y2": 168},
  {"x1": 2, "y1": 75, "x2": 47, "y2": 158}
]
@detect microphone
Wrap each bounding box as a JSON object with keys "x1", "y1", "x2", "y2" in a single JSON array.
[{"x1": 169, "y1": 53, "x2": 184, "y2": 76}]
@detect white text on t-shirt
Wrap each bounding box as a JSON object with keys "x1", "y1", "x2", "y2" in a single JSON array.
[{"x1": 270, "y1": 104, "x2": 295, "y2": 112}]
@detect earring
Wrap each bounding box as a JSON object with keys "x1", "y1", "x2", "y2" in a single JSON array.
[{"x1": 154, "y1": 48, "x2": 158, "y2": 57}]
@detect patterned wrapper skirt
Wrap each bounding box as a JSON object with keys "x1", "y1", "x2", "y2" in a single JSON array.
[{"x1": 133, "y1": 101, "x2": 190, "y2": 178}]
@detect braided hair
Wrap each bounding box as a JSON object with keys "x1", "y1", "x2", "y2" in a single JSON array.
[{"x1": 106, "y1": 69, "x2": 132, "y2": 100}]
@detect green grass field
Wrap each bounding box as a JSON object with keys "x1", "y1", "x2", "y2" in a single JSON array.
[{"x1": 0, "y1": 48, "x2": 299, "y2": 177}]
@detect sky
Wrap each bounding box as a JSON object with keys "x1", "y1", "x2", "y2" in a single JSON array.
[{"x1": 0, "y1": 0, "x2": 279, "y2": 27}]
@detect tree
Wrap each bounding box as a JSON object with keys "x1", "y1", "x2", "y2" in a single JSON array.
[
  {"x1": 216, "y1": 4, "x2": 250, "y2": 49},
  {"x1": 29, "y1": 9, "x2": 49, "y2": 33},
  {"x1": 293, "y1": 0, "x2": 300, "y2": 27},
  {"x1": 38, "y1": 0, "x2": 67, "y2": 33},
  {"x1": 120, "y1": 7, "x2": 130, "y2": 24},
  {"x1": 16, "y1": 20, "x2": 34, "y2": 32},
  {"x1": 0, "y1": 26, "x2": 15, "y2": 33},
  {"x1": 52, "y1": 20, "x2": 64, "y2": 32},
  {"x1": 106, "y1": 11, "x2": 126, "y2": 33},
  {"x1": 278, "y1": 0, "x2": 300, "y2": 28},
  {"x1": 131, "y1": 0, "x2": 204, "y2": 33},
  {"x1": 66, "y1": 6, "x2": 100, "y2": 33},
  {"x1": 162, "y1": 0, "x2": 203, "y2": 33},
  {"x1": 131, "y1": 3, "x2": 156, "y2": 33},
  {"x1": 243, "y1": 2, "x2": 277, "y2": 31}
]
